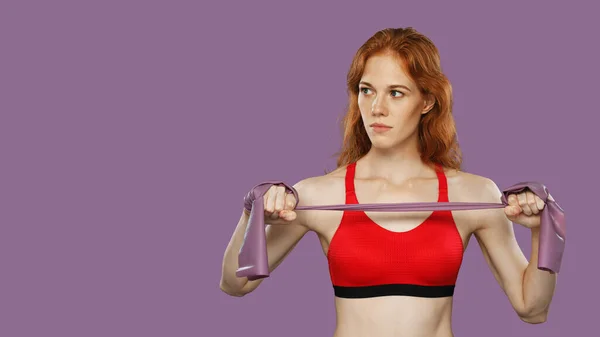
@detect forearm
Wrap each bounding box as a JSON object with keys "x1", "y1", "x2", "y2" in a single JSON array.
[
  {"x1": 219, "y1": 180, "x2": 310, "y2": 296},
  {"x1": 521, "y1": 227, "x2": 557, "y2": 320},
  {"x1": 220, "y1": 211, "x2": 253, "y2": 295}
]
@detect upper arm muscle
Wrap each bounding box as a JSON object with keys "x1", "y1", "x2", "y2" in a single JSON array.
[{"x1": 472, "y1": 178, "x2": 529, "y2": 314}]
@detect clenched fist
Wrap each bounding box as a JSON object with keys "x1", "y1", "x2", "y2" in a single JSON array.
[
  {"x1": 262, "y1": 184, "x2": 298, "y2": 224},
  {"x1": 504, "y1": 190, "x2": 553, "y2": 228}
]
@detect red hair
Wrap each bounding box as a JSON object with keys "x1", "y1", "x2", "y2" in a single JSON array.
[{"x1": 334, "y1": 27, "x2": 462, "y2": 171}]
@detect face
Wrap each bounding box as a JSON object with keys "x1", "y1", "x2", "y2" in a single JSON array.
[{"x1": 358, "y1": 53, "x2": 434, "y2": 150}]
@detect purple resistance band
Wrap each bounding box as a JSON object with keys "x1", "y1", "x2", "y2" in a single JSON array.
[{"x1": 237, "y1": 181, "x2": 565, "y2": 281}]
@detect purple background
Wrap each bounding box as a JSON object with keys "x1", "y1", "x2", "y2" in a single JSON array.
[{"x1": 1, "y1": 1, "x2": 596, "y2": 336}]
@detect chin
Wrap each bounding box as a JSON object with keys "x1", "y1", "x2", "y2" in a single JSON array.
[
  {"x1": 369, "y1": 139, "x2": 399, "y2": 150},
  {"x1": 369, "y1": 134, "x2": 412, "y2": 152}
]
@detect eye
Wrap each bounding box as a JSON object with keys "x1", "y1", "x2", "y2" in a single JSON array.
[
  {"x1": 391, "y1": 90, "x2": 404, "y2": 97},
  {"x1": 359, "y1": 87, "x2": 372, "y2": 95}
]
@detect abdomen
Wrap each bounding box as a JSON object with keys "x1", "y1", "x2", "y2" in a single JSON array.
[{"x1": 333, "y1": 296, "x2": 455, "y2": 337}]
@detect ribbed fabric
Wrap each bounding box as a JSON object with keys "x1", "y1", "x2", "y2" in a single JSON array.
[{"x1": 326, "y1": 162, "x2": 464, "y2": 298}]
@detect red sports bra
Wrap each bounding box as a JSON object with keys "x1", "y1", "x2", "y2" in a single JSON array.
[{"x1": 326, "y1": 162, "x2": 464, "y2": 299}]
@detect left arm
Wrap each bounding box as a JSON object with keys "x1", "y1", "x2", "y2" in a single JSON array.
[{"x1": 473, "y1": 178, "x2": 557, "y2": 324}]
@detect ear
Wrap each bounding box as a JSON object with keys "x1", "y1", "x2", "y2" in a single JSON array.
[{"x1": 421, "y1": 94, "x2": 435, "y2": 114}]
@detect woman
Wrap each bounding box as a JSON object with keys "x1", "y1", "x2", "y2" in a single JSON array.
[{"x1": 219, "y1": 27, "x2": 557, "y2": 337}]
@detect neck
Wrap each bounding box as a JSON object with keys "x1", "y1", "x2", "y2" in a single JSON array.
[{"x1": 359, "y1": 136, "x2": 433, "y2": 183}]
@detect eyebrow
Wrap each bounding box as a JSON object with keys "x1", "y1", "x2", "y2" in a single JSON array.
[{"x1": 359, "y1": 81, "x2": 412, "y2": 92}]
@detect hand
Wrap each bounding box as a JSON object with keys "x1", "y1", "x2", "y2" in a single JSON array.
[
  {"x1": 504, "y1": 190, "x2": 546, "y2": 228},
  {"x1": 260, "y1": 184, "x2": 298, "y2": 225}
]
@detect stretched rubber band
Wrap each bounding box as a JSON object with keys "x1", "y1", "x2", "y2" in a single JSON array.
[{"x1": 238, "y1": 181, "x2": 565, "y2": 280}]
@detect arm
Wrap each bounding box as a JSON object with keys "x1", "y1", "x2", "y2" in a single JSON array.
[
  {"x1": 219, "y1": 180, "x2": 312, "y2": 297},
  {"x1": 473, "y1": 178, "x2": 557, "y2": 323}
]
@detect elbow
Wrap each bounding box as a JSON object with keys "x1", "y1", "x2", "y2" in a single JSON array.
[
  {"x1": 219, "y1": 280, "x2": 250, "y2": 297},
  {"x1": 518, "y1": 309, "x2": 548, "y2": 324}
]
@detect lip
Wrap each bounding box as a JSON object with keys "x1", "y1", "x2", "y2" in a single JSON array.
[
  {"x1": 370, "y1": 123, "x2": 392, "y2": 133},
  {"x1": 370, "y1": 123, "x2": 392, "y2": 128}
]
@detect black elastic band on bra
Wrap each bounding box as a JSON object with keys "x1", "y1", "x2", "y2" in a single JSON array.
[{"x1": 333, "y1": 284, "x2": 455, "y2": 299}]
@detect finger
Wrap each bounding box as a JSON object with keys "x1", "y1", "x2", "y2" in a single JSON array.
[
  {"x1": 507, "y1": 194, "x2": 521, "y2": 215},
  {"x1": 508, "y1": 194, "x2": 518, "y2": 206},
  {"x1": 265, "y1": 188, "x2": 280, "y2": 220},
  {"x1": 281, "y1": 210, "x2": 297, "y2": 222},
  {"x1": 264, "y1": 185, "x2": 277, "y2": 213},
  {"x1": 505, "y1": 205, "x2": 520, "y2": 217},
  {"x1": 535, "y1": 195, "x2": 545, "y2": 211},
  {"x1": 526, "y1": 191, "x2": 539, "y2": 215},
  {"x1": 274, "y1": 185, "x2": 286, "y2": 213},
  {"x1": 517, "y1": 192, "x2": 532, "y2": 216},
  {"x1": 528, "y1": 191, "x2": 543, "y2": 214},
  {"x1": 284, "y1": 192, "x2": 297, "y2": 210}
]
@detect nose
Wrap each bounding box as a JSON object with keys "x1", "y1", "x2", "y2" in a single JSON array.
[{"x1": 371, "y1": 95, "x2": 388, "y2": 116}]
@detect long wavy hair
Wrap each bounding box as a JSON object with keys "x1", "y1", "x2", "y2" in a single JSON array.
[{"x1": 334, "y1": 27, "x2": 462, "y2": 171}]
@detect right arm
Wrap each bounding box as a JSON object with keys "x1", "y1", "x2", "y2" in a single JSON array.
[{"x1": 219, "y1": 179, "x2": 313, "y2": 297}]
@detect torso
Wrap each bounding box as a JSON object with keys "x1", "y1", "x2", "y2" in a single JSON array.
[{"x1": 296, "y1": 160, "x2": 487, "y2": 337}]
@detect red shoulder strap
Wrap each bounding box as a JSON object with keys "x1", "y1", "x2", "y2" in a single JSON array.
[
  {"x1": 345, "y1": 162, "x2": 358, "y2": 204},
  {"x1": 435, "y1": 164, "x2": 449, "y2": 202}
]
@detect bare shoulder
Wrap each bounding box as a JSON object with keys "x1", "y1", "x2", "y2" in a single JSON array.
[
  {"x1": 443, "y1": 167, "x2": 505, "y2": 230},
  {"x1": 292, "y1": 165, "x2": 348, "y2": 207},
  {"x1": 290, "y1": 166, "x2": 348, "y2": 236},
  {"x1": 443, "y1": 167, "x2": 503, "y2": 202}
]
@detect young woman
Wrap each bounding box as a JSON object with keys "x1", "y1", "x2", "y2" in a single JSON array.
[{"x1": 220, "y1": 27, "x2": 557, "y2": 337}]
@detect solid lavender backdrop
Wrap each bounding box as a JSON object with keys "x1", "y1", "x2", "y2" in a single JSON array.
[{"x1": 1, "y1": 1, "x2": 596, "y2": 336}]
